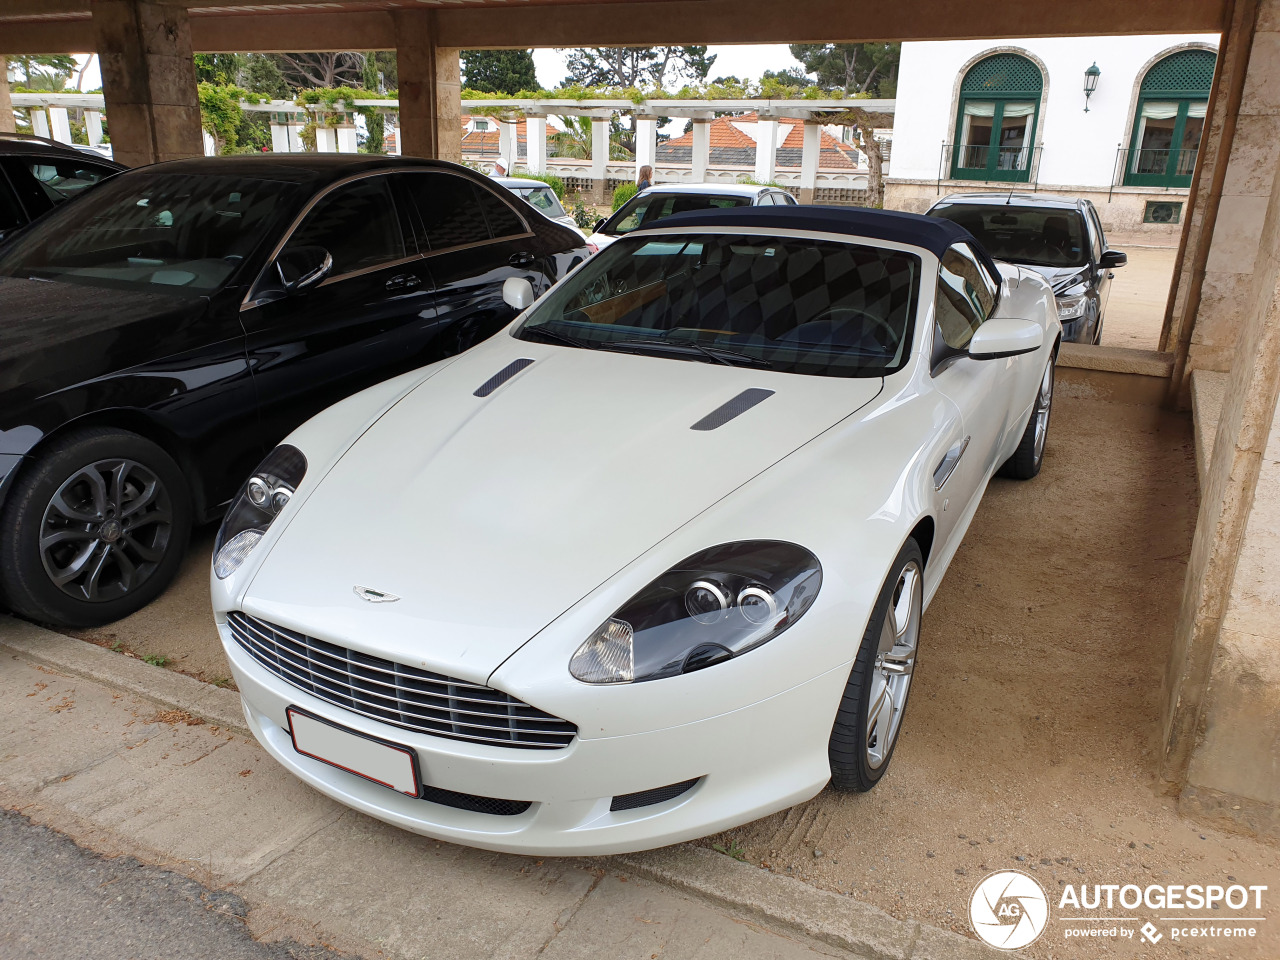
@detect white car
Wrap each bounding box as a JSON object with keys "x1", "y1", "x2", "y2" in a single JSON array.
[
  {"x1": 587, "y1": 182, "x2": 796, "y2": 251},
  {"x1": 492, "y1": 176, "x2": 585, "y2": 238},
  {"x1": 210, "y1": 206, "x2": 1060, "y2": 856}
]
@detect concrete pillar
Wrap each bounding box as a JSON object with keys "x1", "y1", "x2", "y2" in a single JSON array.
[
  {"x1": 315, "y1": 125, "x2": 336, "y2": 153},
  {"x1": 526, "y1": 115, "x2": 546, "y2": 174},
  {"x1": 799, "y1": 121, "x2": 821, "y2": 203},
  {"x1": 590, "y1": 116, "x2": 609, "y2": 203},
  {"x1": 754, "y1": 117, "x2": 778, "y2": 183},
  {"x1": 336, "y1": 124, "x2": 357, "y2": 154},
  {"x1": 635, "y1": 115, "x2": 657, "y2": 179},
  {"x1": 31, "y1": 108, "x2": 50, "y2": 139},
  {"x1": 48, "y1": 105, "x2": 72, "y2": 144},
  {"x1": 85, "y1": 109, "x2": 104, "y2": 145},
  {"x1": 498, "y1": 118, "x2": 517, "y2": 172},
  {"x1": 269, "y1": 122, "x2": 290, "y2": 153},
  {"x1": 92, "y1": 0, "x2": 203, "y2": 168},
  {"x1": 0, "y1": 56, "x2": 15, "y2": 135},
  {"x1": 691, "y1": 118, "x2": 709, "y2": 183},
  {"x1": 394, "y1": 9, "x2": 461, "y2": 162}
]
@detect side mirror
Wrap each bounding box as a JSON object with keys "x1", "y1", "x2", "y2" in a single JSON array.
[
  {"x1": 592, "y1": 218, "x2": 605, "y2": 234},
  {"x1": 969, "y1": 317, "x2": 1044, "y2": 360},
  {"x1": 502, "y1": 276, "x2": 535, "y2": 310},
  {"x1": 276, "y1": 245, "x2": 332, "y2": 293},
  {"x1": 1100, "y1": 249, "x2": 1127, "y2": 269}
]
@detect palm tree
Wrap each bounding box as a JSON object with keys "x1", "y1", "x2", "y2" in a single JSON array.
[{"x1": 550, "y1": 115, "x2": 632, "y2": 161}]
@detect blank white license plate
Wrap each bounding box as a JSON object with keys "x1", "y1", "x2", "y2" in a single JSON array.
[{"x1": 287, "y1": 706, "x2": 420, "y2": 797}]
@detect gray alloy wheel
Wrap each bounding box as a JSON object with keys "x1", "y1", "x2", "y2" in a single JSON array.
[
  {"x1": 39, "y1": 457, "x2": 175, "y2": 603},
  {"x1": 999, "y1": 354, "x2": 1055, "y2": 481}
]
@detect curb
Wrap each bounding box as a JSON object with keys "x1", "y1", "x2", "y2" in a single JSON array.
[{"x1": 1, "y1": 615, "x2": 995, "y2": 960}]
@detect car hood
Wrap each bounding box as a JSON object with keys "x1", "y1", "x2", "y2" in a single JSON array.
[
  {"x1": 244, "y1": 339, "x2": 882, "y2": 683},
  {"x1": 1014, "y1": 262, "x2": 1090, "y2": 294},
  {"x1": 0, "y1": 276, "x2": 208, "y2": 398}
]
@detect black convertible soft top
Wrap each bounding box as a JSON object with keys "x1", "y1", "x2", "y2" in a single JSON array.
[{"x1": 645, "y1": 204, "x2": 1002, "y2": 284}]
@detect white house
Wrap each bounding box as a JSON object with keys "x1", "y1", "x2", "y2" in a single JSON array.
[{"x1": 885, "y1": 35, "x2": 1219, "y2": 237}]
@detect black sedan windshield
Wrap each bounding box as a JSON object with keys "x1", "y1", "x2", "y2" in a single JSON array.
[
  {"x1": 515, "y1": 233, "x2": 919, "y2": 378},
  {"x1": 604, "y1": 192, "x2": 751, "y2": 236},
  {"x1": 0, "y1": 172, "x2": 295, "y2": 293},
  {"x1": 931, "y1": 204, "x2": 1088, "y2": 268}
]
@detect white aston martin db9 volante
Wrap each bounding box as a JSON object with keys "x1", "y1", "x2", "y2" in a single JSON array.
[{"x1": 210, "y1": 206, "x2": 1061, "y2": 855}]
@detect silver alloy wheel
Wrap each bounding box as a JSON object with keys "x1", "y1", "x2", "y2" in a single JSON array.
[
  {"x1": 39, "y1": 458, "x2": 173, "y2": 603},
  {"x1": 866, "y1": 559, "x2": 922, "y2": 769},
  {"x1": 1032, "y1": 359, "x2": 1055, "y2": 464}
]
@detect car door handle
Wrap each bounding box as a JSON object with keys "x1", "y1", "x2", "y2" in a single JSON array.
[
  {"x1": 509, "y1": 251, "x2": 537, "y2": 267},
  {"x1": 934, "y1": 436, "x2": 970, "y2": 491},
  {"x1": 385, "y1": 274, "x2": 421, "y2": 291}
]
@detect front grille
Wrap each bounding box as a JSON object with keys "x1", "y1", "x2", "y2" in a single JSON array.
[
  {"x1": 227, "y1": 611, "x2": 576, "y2": 750},
  {"x1": 610, "y1": 777, "x2": 701, "y2": 812},
  {"x1": 421, "y1": 784, "x2": 531, "y2": 817}
]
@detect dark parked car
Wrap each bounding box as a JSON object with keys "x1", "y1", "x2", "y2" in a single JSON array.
[
  {"x1": 0, "y1": 155, "x2": 588, "y2": 627},
  {"x1": 926, "y1": 192, "x2": 1127, "y2": 344},
  {"x1": 0, "y1": 132, "x2": 125, "y2": 245}
]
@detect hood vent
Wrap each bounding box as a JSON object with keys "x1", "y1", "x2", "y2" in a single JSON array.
[
  {"x1": 691, "y1": 388, "x2": 775, "y2": 431},
  {"x1": 474, "y1": 358, "x2": 535, "y2": 397}
]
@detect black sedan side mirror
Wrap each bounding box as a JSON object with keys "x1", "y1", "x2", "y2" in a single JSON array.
[
  {"x1": 592, "y1": 218, "x2": 605, "y2": 234},
  {"x1": 1100, "y1": 249, "x2": 1127, "y2": 269},
  {"x1": 276, "y1": 245, "x2": 333, "y2": 293}
]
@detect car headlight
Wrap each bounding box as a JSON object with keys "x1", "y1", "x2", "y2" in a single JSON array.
[
  {"x1": 569, "y1": 541, "x2": 821, "y2": 684},
  {"x1": 1055, "y1": 291, "x2": 1089, "y2": 320},
  {"x1": 213, "y1": 444, "x2": 307, "y2": 579}
]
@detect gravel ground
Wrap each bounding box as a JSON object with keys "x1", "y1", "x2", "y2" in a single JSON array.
[{"x1": 0, "y1": 809, "x2": 352, "y2": 960}]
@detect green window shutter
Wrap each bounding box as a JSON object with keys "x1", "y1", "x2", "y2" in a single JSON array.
[
  {"x1": 1139, "y1": 49, "x2": 1216, "y2": 99},
  {"x1": 959, "y1": 54, "x2": 1043, "y2": 99}
]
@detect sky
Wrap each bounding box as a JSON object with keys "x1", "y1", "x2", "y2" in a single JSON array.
[{"x1": 72, "y1": 44, "x2": 805, "y2": 93}]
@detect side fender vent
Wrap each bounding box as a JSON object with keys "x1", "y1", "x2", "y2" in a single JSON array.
[
  {"x1": 474, "y1": 358, "x2": 534, "y2": 397},
  {"x1": 691, "y1": 388, "x2": 775, "y2": 431}
]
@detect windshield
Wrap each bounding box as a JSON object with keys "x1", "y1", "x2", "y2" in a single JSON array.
[
  {"x1": 603, "y1": 192, "x2": 752, "y2": 236},
  {"x1": 514, "y1": 186, "x2": 567, "y2": 219},
  {"x1": 930, "y1": 204, "x2": 1088, "y2": 268},
  {"x1": 515, "y1": 233, "x2": 920, "y2": 378},
  {"x1": 0, "y1": 172, "x2": 295, "y2": 293}
]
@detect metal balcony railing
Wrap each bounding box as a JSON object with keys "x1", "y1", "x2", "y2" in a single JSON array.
[
  {"x1": 1110, "y1": 146, "x2": 1200, "y2": 197},
  {"x1": 937, "y1": 142, "x2": 1043, "y2": 193}
]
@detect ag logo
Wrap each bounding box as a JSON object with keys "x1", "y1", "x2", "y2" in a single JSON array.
[{"x1": 969, "y1": 870, "x2": 1050, "y2": 950}]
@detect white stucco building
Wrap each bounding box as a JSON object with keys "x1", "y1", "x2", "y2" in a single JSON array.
[{"x1": 885, "y1": 35, "x2": 1219, "y2": 237}]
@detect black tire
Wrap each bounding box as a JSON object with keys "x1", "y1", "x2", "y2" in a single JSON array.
[
  {"x1": 998, "y1": 354, "x2": 1055, "y2": 481},
  {"x1": 0, "y1": 428, "x2": 192, "y2": 629},
  {"x1": 829, "y1": 538, "x2": 924, "y2": 793}
]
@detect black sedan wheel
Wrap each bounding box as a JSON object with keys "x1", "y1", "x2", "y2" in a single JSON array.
[{"x1": 0, "y1": 429, "x2": 191, "y2": 628}]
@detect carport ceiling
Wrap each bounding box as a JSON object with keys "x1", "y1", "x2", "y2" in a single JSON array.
[{"x1": 0, "y1": 0, "x2": 1229, "y2": 53}]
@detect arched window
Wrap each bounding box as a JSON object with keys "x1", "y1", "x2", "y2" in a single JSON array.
[
  {"x1": 950, "y1": 54, "x2": 1043, "y2": 183},
  {"x1": 1125, "y1": 49, "x2": 1216, "y2": 187}
]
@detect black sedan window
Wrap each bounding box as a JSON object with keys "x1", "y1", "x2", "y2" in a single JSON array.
[
  {"x1": 283, "y1": 176, "x2": 404, "y2": 277},
  {"x1": 0, "y1": 172, "x2": 294, "y2": 293},
  {"x1": 604, "y1": 192, "x2": 751, "y2": 236},
  {"x1": 930, "y1": 204, "x2": 1088, "y2": 268},
  {"x1": 516, "y1": 233, "x2": 920, "y2": 378},
  {"x1": 398, "y1": 172, "x2": 492, "y2": 251},
  {"x1": 20, "y1": 157, "x2": 116, "y2": 204}
]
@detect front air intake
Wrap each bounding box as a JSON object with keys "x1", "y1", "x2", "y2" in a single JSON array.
[{"x1": 610, "y1": 777, "x2": 701, "y2": 811}]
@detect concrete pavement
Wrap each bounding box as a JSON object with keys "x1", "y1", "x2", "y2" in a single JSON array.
[{"x1": 0, "y1": 616, "x2": 993, "y2": 960}]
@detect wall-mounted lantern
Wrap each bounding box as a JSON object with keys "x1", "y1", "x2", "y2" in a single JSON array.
[{"x1": 1084, "y1": 63, "x2": 1101, "y2": 112}]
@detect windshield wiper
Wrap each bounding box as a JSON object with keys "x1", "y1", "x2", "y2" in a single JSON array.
[
  {"x1": 607, "y1": 337, "x2": 775, "y2": 370},
  {"x1": 520, "y1": 324, "x2": 594, "y2": 349}
]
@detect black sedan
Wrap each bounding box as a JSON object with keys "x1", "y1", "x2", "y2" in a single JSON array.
[
  {"x1": 0, "y1": 132, "x2": 124, "y2": 245},
  {"x1": 0, "y1": 155, "x2": 588, "y2": 627},
  {"x1": 926, "y1": 192, "x2": 1127, "y2": 344}
]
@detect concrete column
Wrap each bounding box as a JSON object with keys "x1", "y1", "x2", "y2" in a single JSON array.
[
  {"x1": 526, "y1": 115, "x2": 546, "y2": 174},
  {"x1": 691, "y1": 118, "x2": 709, "y2": 183},
  {"x1": 754, "y1": 117, "x2": 778, "y2": 183},
  {"x1": 336, "y1": 124, "x2": 357, "y2": 153},
  {"x1": 315, "y1": 125, "x2": 336, "y2": 153},
  {"x1": 269, "y1": 122, "x2": 290, "y2": 153},
  {"x1": 498, "y1": 118, "x2": 517, "y2": 172},
  {"x1": 0, "y1": 56, "x2": 15, "y2": 135},
  {"x1": 590, "y1": 117, "x2": 609, "y2": 203},
  {"x1": 799, "y1": 121, "x2": 821, "y2": 203},
  {"x1": 92, "y1": 0, "x2": 203, "y2": 168},
  {"x1": 48, "y1": 105, "x2": 72, "y2": 144},
  {"x1": 635, "y1": 116, "x2": 657, "y2": 178},
  {"x1": 31, "y1": 108, "x2": 50, "y2": 139},
  {"x1": 85, "y1": 109, "x2": 104, "y2": 145},
  {"x1": 394, "y1": 9, "x2": 461, "y2": 162}
]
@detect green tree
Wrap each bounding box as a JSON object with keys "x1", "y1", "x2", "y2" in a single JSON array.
[
  {"x1": 788, "y1": 43, "x2": 900, "y2": 96},
  {"x1": 194, "y1": 54, "x2": 245, "y2": 86},
  {"x1": 274, "y1": 52, "x2": 365, "y2": 89},
  {"x1": 461, "y1": 50, "x2": 537, "y2": 94},
  {"x1": 10, "y1": 55, "x2": 75, "y2": 87},
  {"x1": 362, "y1": 51, "x2": 398, "y2": 93},
  {"x1": 560, "y1": 46, "x2": 715, "y2": 90},
  {"x1": 242, "y1": 55, "x2": 291, "y2": 99}
]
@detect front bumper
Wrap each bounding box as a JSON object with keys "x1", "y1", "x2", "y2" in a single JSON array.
[{"x1": 220, "y1": 621, "x2": 847, "y2": 856}]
